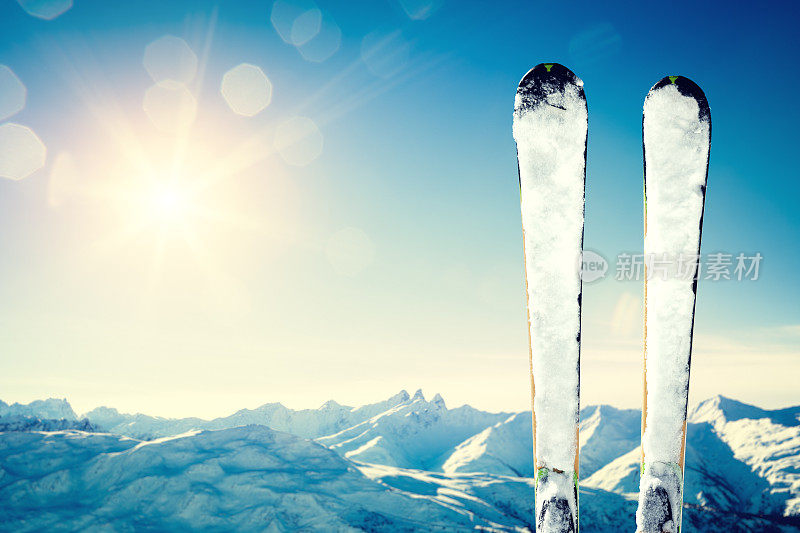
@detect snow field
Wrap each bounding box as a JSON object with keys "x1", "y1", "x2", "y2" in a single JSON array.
[{"x1": 0, "y1": 426, "x2": 521, "y2": 531}]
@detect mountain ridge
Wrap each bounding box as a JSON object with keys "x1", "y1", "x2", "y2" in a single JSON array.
[{"x1": 2, "y1": 391, "x2": 798, "y2": 524}]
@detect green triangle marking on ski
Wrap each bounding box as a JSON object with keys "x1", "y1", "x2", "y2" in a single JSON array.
[
  {"x1": 544, "y1": 64, "x2": 554, "y2": 72},
  {"x1": 535, "y1": 466, "x2": 549, "y2": 489},
  {"x1": 668, "y1": 76, "x2": 679, "y2": 84}
]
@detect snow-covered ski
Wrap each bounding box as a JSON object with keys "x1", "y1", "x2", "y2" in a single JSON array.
[
  {"x1": 513, "y1": 63, "x2": 587, "y2": 533},
  {"x1": 637, "y1": 75, "x2": 711, "y2": 533}
]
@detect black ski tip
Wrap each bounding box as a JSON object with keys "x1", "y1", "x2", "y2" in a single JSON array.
[
  {"x1": 649, "y1": 75, "x2": 710, "y2": 123},
  {"x1": 537, "y1": 496, "x2": 576, "y2": 533},
  {"x1": 639, "y1": 484, "x2": 673, "y2": 532},
  {"x1": 517, "y1": 63, "x2": 580, "y2": 89},
  {"x1": 515, "y1": 63, "x2": 585, "y2": 114}
]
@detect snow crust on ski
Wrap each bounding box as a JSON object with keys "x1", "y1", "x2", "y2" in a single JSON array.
[
  {"x1": 513, "y1": 63, "x2": 587, "y2": 533},
  {"x1": 638, "y1": 75, "x2": 710, "y2": 533}
]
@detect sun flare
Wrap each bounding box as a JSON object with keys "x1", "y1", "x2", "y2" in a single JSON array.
[{"x1": 149, "y1": 182, "x2": 191, "y2": 221}]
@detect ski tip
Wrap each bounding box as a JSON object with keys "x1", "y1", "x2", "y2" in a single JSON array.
[
  {"x1": 517, "y1": 63, "x2": 581, "y2": 89},
  {"x1": 537, "y1": 496, "x2": 576, "y2": 533},
  {"x1": 515, "y1": 63, "x2": 585, "y2": 114},
  {"x1": 648, "y1": 75, "x2": 710, "y2": 122}
]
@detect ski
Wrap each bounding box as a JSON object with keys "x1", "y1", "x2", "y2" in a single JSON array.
[
  {"x1": 513, "y1": 63, "x2": 587, "y2": 533},
  {"x1": 637, "y1": 75, "x2": 711, "y2": 533}
]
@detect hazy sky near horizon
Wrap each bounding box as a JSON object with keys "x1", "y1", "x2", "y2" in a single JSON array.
[{"x1": 0, "y1": 0, "x2": 798, "y2": 418}]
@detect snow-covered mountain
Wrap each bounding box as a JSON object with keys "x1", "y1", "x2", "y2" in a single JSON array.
[
  {"x1": 0, "y1": 398, "x2": 94, "y2": 433},
  {"x1": 0, "y1": 415, "x2": 97, "y2": 432},
  {"x1": 439, "y1": 404, "x2": 641, "y2": 479},
  {"x1": 78, "y1": 389, "x2": 511, "y2": 472},
  {"x1": 687, "y1": 396, "x2": 800, "y2": 516},
  {"x1": 0, "y1": 398, "x2": 76, "y2": 420},
  {"x1": 81, "y1": 390, "x2": 415, "y2": 440},
  {"x1": 318, "y1": 389, "x2": 509, "y2": 470},
  {"x1": 578, "y1": 404, "x2": 641, "y2": 477},
  {"x1": 1, "y1": 392, "x2": 798, "y2": 531},
  {"x1": 582, "y1": 446, "x2": 641, "y2": 493},
  {"x1": 442, "y1": 412, "x2": 534, "y2": 477},
  {"x1": 582, "y1": 395, "x2": 800, "y2": 521},
  {"x1": 0, "y1": 426, "x2": 538, "y2": 531},
  {"x1": 82, "y1": 406, "x2": 208, "y2": 439}
]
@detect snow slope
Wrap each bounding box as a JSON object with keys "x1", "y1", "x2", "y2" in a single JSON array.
[
  {"x1": 442, "y1": 412, "x2": 534, "y2": 477},
  {"x1": 579, "y1": 405, "x2": 641, "y2": 477},
  {"x1": 582, "y1": 446, "x2": 642, "y2": 494},
  {"x1": 0, "y1": 426, "x2": 527, "y2": 532},
  {"x1": 0, "y1": 427, "x2": 791, "y2": 532},
  {"x1": 359, "y1": 464, "x2": 639, "y2": 532}
]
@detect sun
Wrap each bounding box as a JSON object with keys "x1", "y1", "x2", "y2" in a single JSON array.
[{"x1": 149, "y1": 183, "x2": 190, "y2": 222}]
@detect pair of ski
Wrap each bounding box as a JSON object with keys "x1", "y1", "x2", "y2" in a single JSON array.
[{"x1": 513, "y1": 63, "x2": 711, "y2": 533}]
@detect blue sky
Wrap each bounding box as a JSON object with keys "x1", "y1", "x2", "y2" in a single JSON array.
[{"x1": 0, "y1": 0, "x2": 797, "y2": 416}]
